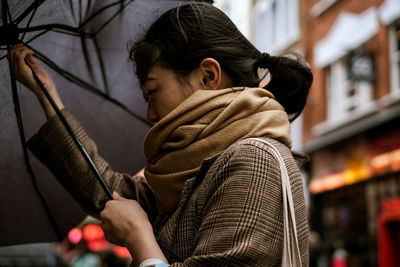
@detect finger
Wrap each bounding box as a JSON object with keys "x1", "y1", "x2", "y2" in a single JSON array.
[
  {"x1": 10, "y1": 45, "x2": 33, "y2": 62},
  {"x1": 15, "y1": 48, "x2": 35, "y2": 67},
  {"x1": 104, "y1": 199, "x2": 114, "y2": 209},
  {"x1": 8, "y1": 44, "x2": 27, "y2": 62},
  {"x1": 100, "y1": 209, "x2": 106, "y2": 219},
  {"x1": 11, "y1": 43, "x2": 24, "y2": 50},
  {"x1": 11, "y1": 48, "x2": 34, "y2": 76},
  {"x1": 12, "y1": 49, "x2": 20, "y2": 77},
  {"x1": 113, "y1": 191, "x2": 122, "y2": 199},
  {"x1": 12, "y1": 50, "x2": 26, "y2": 77},
  {"x1": 26, "y1": 54, "x2": 37, "y2": 65},
  {"x1": 7, "y1": 43, "x2": 24, "y2": 59}
]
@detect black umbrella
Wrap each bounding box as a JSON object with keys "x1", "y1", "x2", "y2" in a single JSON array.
[{"x1": 0, "y1": 0, "x2": 212, "y2": 246}]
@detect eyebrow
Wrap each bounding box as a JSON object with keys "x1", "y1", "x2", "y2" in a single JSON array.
[{"x1": 141, "y1": 76, "x2": 156, "y2": 87}]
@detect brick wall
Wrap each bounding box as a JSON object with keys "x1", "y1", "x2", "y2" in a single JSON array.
[{"x1": 302, "y1": 0, "x2": 389, "y2": 143}]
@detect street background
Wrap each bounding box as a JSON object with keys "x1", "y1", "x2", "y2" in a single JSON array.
[{"x1": 1, "y1": 0, "x2": 400, "y2": 266}]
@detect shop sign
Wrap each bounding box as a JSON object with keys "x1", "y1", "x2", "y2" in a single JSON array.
[
  {"x1": 347, "y1": 52, "x2": 376, "y2": 81},
  {"x1": 310, "y1": 148, "x2": 400, "y2": 194},
  {"x1": 309, "y1": 173, "x2": 346, "y2": 194},
  {"x1": 370, "y1": 148, "x2": 400, "y2": 175},
  {"x1": 310, "y1": 128, "x2": 400, "y2": 194},
  {"x1": 344, "y1": 156, "x2": 370, "y2": 184}
]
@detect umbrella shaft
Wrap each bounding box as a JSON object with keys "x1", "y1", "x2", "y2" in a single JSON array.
[{"x1": 25, "y1": 60, "x2": 113, "y2": 200}]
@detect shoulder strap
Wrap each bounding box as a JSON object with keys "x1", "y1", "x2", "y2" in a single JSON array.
[{"x1": 248, "y1": 138, "x2": 302, "y2": 267}]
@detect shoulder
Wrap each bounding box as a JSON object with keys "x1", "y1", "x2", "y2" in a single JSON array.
[
  {"x1": 201, "y1": 138, "x2": 297, "y2": 188},
  {"x1": 231, "y1": 138, "x2": 292, "y2": 158},
  {"x1": 197, "y1": 138, "x2": 305, "y2": 201},
  {"x1": 212, "y1": 138, "x2": 294, "y2": 171}
]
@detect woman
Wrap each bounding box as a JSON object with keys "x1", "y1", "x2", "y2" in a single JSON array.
[{"x1": 8, "y1": 3, "x2": 312, "y2": 266}]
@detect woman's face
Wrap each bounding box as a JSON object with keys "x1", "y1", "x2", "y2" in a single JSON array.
[{"x1": 142, "y1": 64, "x2": 197, "y2": 123}]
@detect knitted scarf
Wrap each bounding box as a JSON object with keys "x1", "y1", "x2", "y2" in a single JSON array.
[{"x1": 144, "y1": 87, "x2": 291, "y2": 214}]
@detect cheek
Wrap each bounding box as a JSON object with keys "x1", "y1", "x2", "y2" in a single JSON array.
[
  {"x1": 152, "y1": 81, "x2": 191, "y2": 119},
  {"x1": 152, "y1": 93, "x2": 176, "y2": 119}
]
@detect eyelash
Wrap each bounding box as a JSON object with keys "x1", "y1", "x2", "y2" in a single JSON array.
[{"x1": 143, "y1": 89, "x2": 155, "y2": 102}]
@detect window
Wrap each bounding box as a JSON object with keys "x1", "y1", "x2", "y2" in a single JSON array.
[
  {"x1": 253, "y1": 0, "x2": 300, "y2": 54},
  {"x1": 326, "y1": 56, "x2": 374, "y2": 123},
  {"x1": 389, "y1": 22, "x2": 400, "y2": 95},
  {"x1": 310, "y1": 0, "x2": 339, "y2": 17},
  {"x1": 214, "y1": 0, "x2": 252, "y2": 39}
]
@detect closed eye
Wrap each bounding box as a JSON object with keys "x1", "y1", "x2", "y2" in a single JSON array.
[{"x1": 142, "y1": 88, "x2": 156, "y2": 102}]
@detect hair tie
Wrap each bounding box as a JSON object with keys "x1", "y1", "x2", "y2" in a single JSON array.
[
  {"x1": 258, "y1": 52, "x2": 279, "y2": 72},
  {"x1": 262, "y1": 52, "x2": 271, "y2": 60},
  {"x1": 255, "y1": 52, "x2": 271, "y2": 69}
]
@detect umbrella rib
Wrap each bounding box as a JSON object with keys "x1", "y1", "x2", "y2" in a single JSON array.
[
  {"x1": 21, "y1": 4, "x2": 40, "y2": 42},
  {"x1": 14, "y1": 0, "x2": 45, "y2": 25},
  {"x1": 79, "y1": 0, "x2": 83, "y2": 24},
  {"x1": 6, "y1": 1, "x2": 13, "y2": 24},
  {"x1": 0, "y1": 30, "x2": 49, "y2": 61},
  {"x1": 85, "y1": 0, "x2": 92, "y2": 18},
  {"x1": 80, "y1": 37, "x2": 96, "y2": 82},
  {"x1": 0, "y1": 29, "x2": 49, "y2": 62},
  {"x1": 51, "y1": 28, "x2": 82, "y2": 37},
  {"x1": 79, "y1": 0, "x2": 133, "y2": 29},
  {"x1": 8, "y1": 56, "x2": 62, "y2": 241},
  {"x1": 24, "y1": 29, "x2": 50, "y2": 45},
  {"x1": 93, "y1": 37, "x2": 110, "y2": 95},
  {"x1": 1, "y1": 0, "x2": 9, "y2": 24},
  {"x1": 27, "y1": 45, "x2": 151, "y2": 126},
  {"x1": 92, "y1": 0, "x2": 134, "y2": 35},
  {"x1": 18, "y1": 24, "x2": 84, "y2": 37},
  {"x1": 68, "y1": 0, "x2": 77, "y2": 23}
]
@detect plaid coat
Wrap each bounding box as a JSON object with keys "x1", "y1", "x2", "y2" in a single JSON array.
[{"x1": 28, "y1": 109, "x2": 309, "y2": 266}]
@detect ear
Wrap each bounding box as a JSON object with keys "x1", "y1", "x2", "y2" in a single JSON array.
[{"x1": 198, "y1": 58, "x2": 222, "y2": 90}]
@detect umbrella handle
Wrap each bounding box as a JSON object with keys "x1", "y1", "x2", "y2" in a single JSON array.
[{"x1": 25, "y1": 59, "x2": 113, "y2": 201}]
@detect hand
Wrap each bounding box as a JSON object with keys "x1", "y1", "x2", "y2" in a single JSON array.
[
  {"x1": 7, "y1": 43, "x2": 64, "y2": 118},
  {"x1": 7, "y1": 44, "x2": 56, "y2": 97},
  {"x1": 100, "y1": 191, "x2": 151, "y2": 246},
  {"x1": 100, "y1": 192, "x2": 167, "y2": 265}
]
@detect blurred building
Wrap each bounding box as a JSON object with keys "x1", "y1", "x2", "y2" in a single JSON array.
[
  {"x1": 302, "y1": 0, "x2": 400, "y2": 266},
  {"x1": 215, "y1": 0, "x2": 307, "y2": 152},
  {"x1": 218, "y1": 0, "x2": 400, "y2": 266}
]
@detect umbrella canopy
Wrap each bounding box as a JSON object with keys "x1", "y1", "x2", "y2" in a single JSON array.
[{"x1": 0, "y1": 0, "x2": 212, "y2": 246}]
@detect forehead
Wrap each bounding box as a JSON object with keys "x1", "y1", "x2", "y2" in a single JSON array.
[
  {"x1": 148, "y1": 64, "x2": 170, "y2": 75},
  {"x1": 145, "y1": 64, "x2": 176, "y2": 83}
]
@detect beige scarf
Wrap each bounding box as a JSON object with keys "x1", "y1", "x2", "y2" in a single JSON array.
[{"x1": 144, "y1": 87, "x2": 291, "y2": 214}]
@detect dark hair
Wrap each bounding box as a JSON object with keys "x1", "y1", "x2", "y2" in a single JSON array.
[{"x1": 130, "y1": 3, "x2": 313, "y2": 121}]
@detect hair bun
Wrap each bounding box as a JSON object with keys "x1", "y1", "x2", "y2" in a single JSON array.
[
  {"x1": 255, "y1": 52, "x2": 279, "y2": 72},
  {"x1": 261, "y1": 53, "x2": 313, "y2": 121}
]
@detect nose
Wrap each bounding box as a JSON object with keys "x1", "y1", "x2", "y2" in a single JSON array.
[{"x1": 147, "y1": 103, "x2": 159, "y2": 123}]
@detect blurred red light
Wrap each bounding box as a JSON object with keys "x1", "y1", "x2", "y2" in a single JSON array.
[
  {"x1": 68, "y1": 228, "x2": 82, "y2": 244},
  {"x1": 83, "y1": 224, "x2": 104, "y2": 242},
  {"x1": 113, "y1": 246, "x2": 131, "y2": 258},
  {"x1": 87, "y1": 240, "x2": 110, "y2": 252}
]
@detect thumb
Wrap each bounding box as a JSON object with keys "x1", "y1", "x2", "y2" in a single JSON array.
[
  {"x1": 112, "y1": 191, "x2": 124, "y2": 200},
  {"x1": 26, "y1": 54, "x2": 37, "y2": 65}
]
